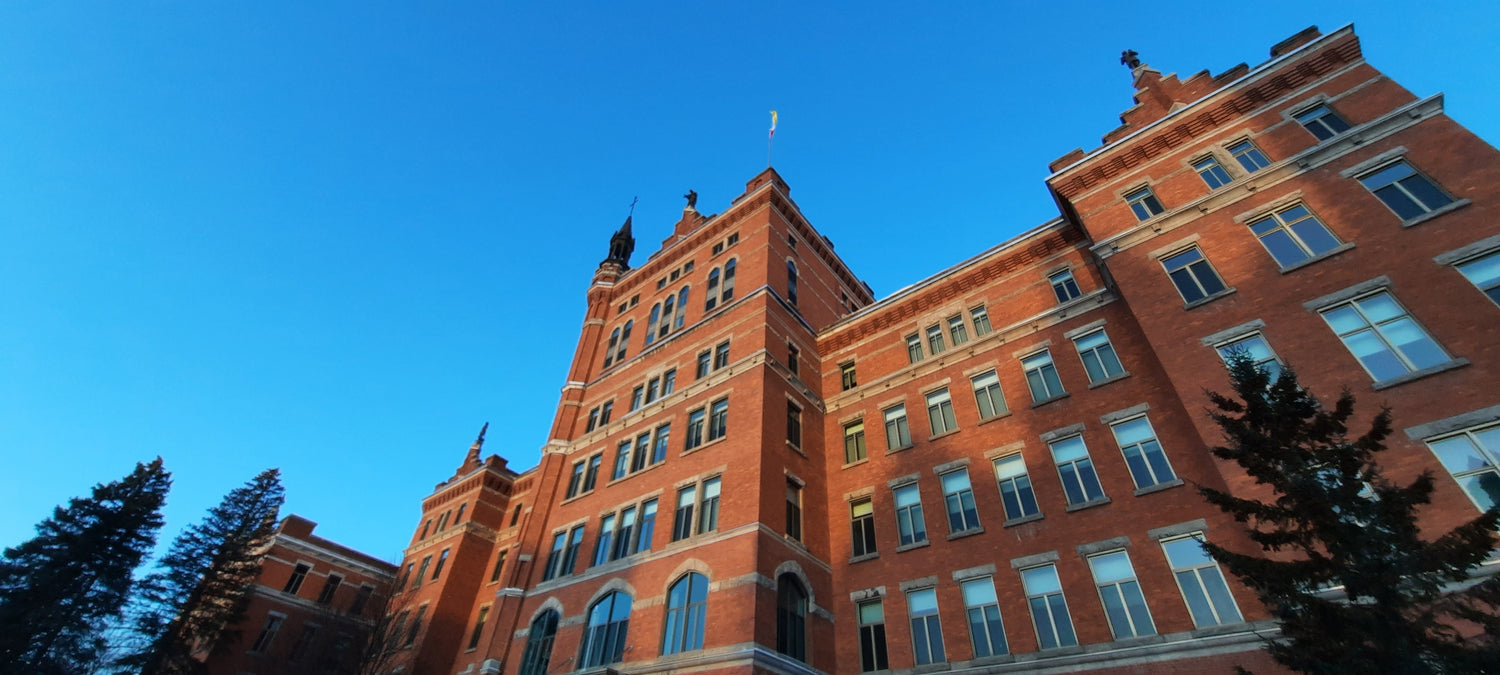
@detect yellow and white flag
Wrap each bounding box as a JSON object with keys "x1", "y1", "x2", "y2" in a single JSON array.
[{"x1": 769, "y1": 110, "x2": 778, "y2": 140}]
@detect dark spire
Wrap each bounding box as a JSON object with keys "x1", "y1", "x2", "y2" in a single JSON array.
[
  {"x1": 461, "y1": 422, "x2": 488, "y2": 471},
  {"x1": 1120, "y1": 49, "x2": 1142, "y2": 69},
  {"x1": 603, "y1": 197, "x2": 637, "y2": 269}
]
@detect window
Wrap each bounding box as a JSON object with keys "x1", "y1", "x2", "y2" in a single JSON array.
[
  {"x1": 713, "y1": 341, "x2": 730, "y2": 369},
  {"x1": 455, "y1": 503, "x2": 466, "y2": 524},
  {"x1": 579, "y1": 592, "x2": 631, "y2": 668},
  {"x1": 1161, "y1": 535, "x2": 1243, "y2": 627},
  {"x1": 586, "y1": 407, "x2": 600, "y2": 433},
  {"x1": 431, "y1": 549, "x2": 449, "y2": 580},
  {"x1": 1161, "y1": 246, "x2": 1227, "y2": 304},
  {"x1": 786, "y1": 480, "x2": 803, "y2": 541},
  {"x1": 615, "y1": 321, "x2": 632, "y2": 364},
  {"x1": 672, "y1": 485, "x2": 696, "y2": 542},
  {"x1": 1074, "y1": 330, "x2": 1125, "y2": 384},
  {"x1": 489, "y1": 552, "x2": 507, "y2": 585},
  {"x1": 776, "y1": 574, "x2": 808, "y2": 661},
  {"x1": 788, "y1": 343, "x2": 800, "y2": 377},
  {"x1": 787, "y1": 260, "x2": 798, "y2": 307},
  {"x1": 436, "y1": 511, "x2": 450, "y2": 532},
  {"x1": 993, "y1": 455, "x2": 1040, "y2": 521},
  {"x1": 840, "y1": 362, "x2": 858, "y2": 391},
  {"x1": 561, "y1": 527, "x2": 584, "y2": 574},
  {"x1": 646, "y1": 377, "x2": 660, "y2": 404},
  {"x1": 288, "y1": 624, "x2": 318, "y2": 662},
  {"x1": 722, "y1": 259, "x2": 737, "y2": 302},
  {"x1": 1111, "y1": 416, "x2": 1177, "y2": 490},
  {"x1": 250, "y1": 614, "x2": 284, "y2": 653},
  {"x1": 926, "y1": 388, "x2": 957, "y2": 436},
  {"x1": 412, "y1": 556, "x2": 431, "y2": 589},
  {"x1": 1049, "y1": 269, "x2": 1081, "y2": 303},
  {"x1": 1248, "y1": 204, "x2": 1342, "y2": 268},
  {"x1": 663, "y1": 369, "x2": 677, "y2": 395},
  {"x1": 645, "y1": 304, "x2": 661, "y2": 346},
  {"x1": 1294, "y1": 103, "x2": 1351, "y2": 141},
  {"x1": 630, "y1": 385, "x2": 644, "y2": 412},
  {"x1": 708, "y1": 398, "x2": 729, "y2": 441},
  {"x1": 419, "y1": 519, "x2": 430, "y2": 540},
  {"x1": 894, "y1": 484, "x2": 928, "y2": 546},
  {"x1": 884, "y1": 405, "x2": 912, "y2": 450},
  {"x1": 612, "y1": 440, "x2": 630, "y2": 480},
  {"x1": 1228, "y1": 140, "x2": 1271, "y2": 172},
  {"x1": 1358, "y1": 160, "x2": 1455, "y2": 220},
  {"x1": 284, "y1": 563, "x2": 311, "y2": 594},
  {"x1": 611, "y1": 507, "x2": 637, "y2": 561},
  {"x1": 971, "y1": 306, "x2": 992, "y2": 336},
  {"x1": 787, "y1": 401, "x2": 802, "y2": 447},
  {"x1": 1457, "y1": 252, "x2": 1500, "y2": 306},
  {"x1": 599, "y1": 401, "x2": 612, "y2": 425},
  {"x1": 686, "y1": 409, "x2": 705, "y2": 450},
  {"x1": 662, "y1": 573, "x2": 709, "y2": 655},
  {"x1": 1022, "y1": 350, "x2": 1065, "y2": 402},
  {"x1": 593, "y1": 513, "x2": 616, "y2": 566},
  {"x1": 631, "y1": 433, "x2": 650, "y2": 473},
  {"x1": 583, "y1": 454, "x2": 603, "y2": 493},
  {"x1": 941, "y1": 469, "x2": 981, "y2": 533},
  {"x1": 511, "y1": 504, "x2": 523, "y2": 527},
  {"x1": 604, "y1": 329, "x2": 619, "y2": 368},
  {"x1": 844, "y1": 420, "x2": 868, "y2": 463},
  {"x1": 652, "y1": 424, "x2": 670, "y2": 464},
  {"x1": 1021, "y1": 565, "x2": 1076, "y2": 649},
  {"x1": 971, "y1": 370, "x2": 1006, "y2": 420},
  {"x1": 961, "y1": 578, "x2": 1008, "y2": 657},
  {"x1": 405, "y1": 605, "x2": 427, "y2": 647},
  {"x1": 947, "y1": 314, "x2": 968, "y2": 346},
  {"x1": 906, "y1": 588, "x2": 946, "y2": 665},
  {"x1": 1193, "y1": 155, "x2": 1233, "y2": 189},
  {"x1": 659, "y1": 295, "x2": 675, "y2": 339},
  {"x1": 697, "y1": 477, "x2": 721, "y2": 534},
  {"x1": 906, "y1": 334, "x2": 924, "y2": 363},
  {"x1": 637, "y1": 499, "x2": 658, "y2": 553},
  {"x1": 1049, "y1": 435, "x2": 1105, "y2": 506},
  {"x1": 1088, "y1": 551, "x2": 1155, "y2": 639},
  {"x1": 517, "y1": 611, "x2": 559, "y2": 675},
  {"x1": 851, "y1": 498, "x2": 877, "y2": 557},
  {"x1": 857, "y1": 599, "x2": 890, "y2": 672},
  {"x1": 468, "y1": 606, "x2": 490, "y2": 651},
  {"x1": 696, "y1": 350, "x2": 711, "y2": 378},
  {"x1": 542, "y1": 532, "x2": 566, "y2": 581},
  {"x1": 1424, "y1": 425, "x2": 1500, "y2": 513},
  {"x1": 926, "y1": 324, "x2": 946, "y2": 355},
  {"x1": 1320, "y1": 291, "x2": 1449, "y2": 382},
  {"x1": 350, "y1": 584, "x2": 374, "y2": 615},
  {"x1": 1215, "y1": 333, "x2": 1284, "y2": 381},
  {"x1": 566, "y1": 460, "x2": 586, "y2": 499},
  {"x1": 1125, "y1": 186, "x2": 1165, "y2": 221},
  {"x1": 705, "y1": 268, "x2": 720, "y2": 311},
  {"x1": 727, "y1": 233, "x2": 738, "y2": 245},
  {"x1": 712, "y1": 242, "x2": 724, "y2": 256}
]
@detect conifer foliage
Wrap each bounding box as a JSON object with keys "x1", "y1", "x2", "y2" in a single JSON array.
[
  {"x1": 124, "y1": 468, "x2": 285, "y2": 675},
  {"x1": 1201, "y1": 354, "x2": 1500, "y2": 673},
  {"x1": 0, "y1": 458, "x2": 172, "y2": 674}
]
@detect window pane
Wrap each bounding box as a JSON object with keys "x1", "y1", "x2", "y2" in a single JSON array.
[
  {"x1": 1161, "y1": 537, "x2": 1211, "y2": 567},
  {"x1": 894, "y1": 485, "x2": 920, "y2": 508},
  {"x1": 1427, "y1": 436, "x2": 1492, "y2": 473},
  {"x1": 995, "y1": 455, "x2": 1026, "y2": 479},
  {"x1": 1088, "y1": 551, "x2": 1134, "y2": 583},
  {"x1": 1380, "y1": 317, "x2": 1447, "y2": 369},
  {"x1": 1050, "y1": 436, "x2": 1087, "y2": 463},
  {"x1": 961, "y1": 579, "x2": 997, "y2": 606},
  {"x1": 1021, "y1": 566, "x2": 1061, "y2": 595}
]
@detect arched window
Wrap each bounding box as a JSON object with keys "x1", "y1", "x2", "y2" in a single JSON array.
[
  {"x1": 604, "y1": 329, "x2": 620, "y2": 368},
  {"x1": 645, "y1": 305, "x2": 661, "y2": 346},
  {"x1": 706, "y1": 269, "x2": 721, "y2": 311},
  {"x1": 659, "y1": 295, "x2": 675, "y2": 339},
  {"x1": 787, "y1": 260, "x2": 798, "y2": 307},
  {"x1": 518, "y1": 610, "x2": 559, "y2": 675},
  {"x1": 616, "y1": 321, "x2": 633, "y2": 364},
  {"x1": 662, "y1": 572, "x2": 708, "y2": 655},
  {"x1": 674, "y1": 287, "x2": 690, "y2": 329},
  {"x1": 775, "y1": 574, "x2": 807, "y2": 661},
  {"x1": 722, "y1": 259, "x2": 737, "y2": 302},
  {"x1": 580, "y1": 591, "x2": 631, "y2": 668}
]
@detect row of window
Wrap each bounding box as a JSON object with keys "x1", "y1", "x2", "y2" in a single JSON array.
[
  {"x1": 248, "y1": 612, "x2": 357, "y2": 665},
  {"x1": 906, "y1": 306, "x2": 993, "y2": 363},
  {"x1": 415, "y1": 501, "x2": 468, "y2": 541},
  {"x1": 399, "y1": 548, "x2": 452, "y2": 591},
  {"x1": 584, "y1": 340, "x2": 730, "y2": 436},
  {"x1": 279, "y1": 563, "x2": 374, "y2": 615},
  {"x1": 604, "y1": 256, "x2": 736, "y2": 370},
  {"x1": 542, "y1": 476, "x2": 723, "y2": 583}
]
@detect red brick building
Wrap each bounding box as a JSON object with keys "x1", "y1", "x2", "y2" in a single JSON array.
[{"x1": 378, "y1": 25, "x2": 1499, "y2": 675}]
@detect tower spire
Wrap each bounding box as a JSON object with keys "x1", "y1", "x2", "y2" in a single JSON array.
[
  {"x1": 602, "y1": 198, "x2": 637, "y2": 269},
  {"x1": 461, "y1": 422, "x2": 488, "y2": 472}
]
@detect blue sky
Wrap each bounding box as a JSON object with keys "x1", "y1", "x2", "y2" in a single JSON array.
[{"x1": 3, "y1": 2, "x2": 1497, "y2": 561}]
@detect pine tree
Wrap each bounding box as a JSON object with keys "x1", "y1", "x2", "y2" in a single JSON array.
[
  {"x1": 0, "y1": 458, "x2": 172, "y2": 674},
  {"x1": 123, "y1": 468, "x2": 285, "y2": 675},
  {"x1": 1201, "y1": 354, "x2": 1500, "y2": 674}
]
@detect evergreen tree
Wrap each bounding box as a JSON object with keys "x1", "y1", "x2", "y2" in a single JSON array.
[
  {"x1": 0, "y1": 458, "x2": 172, "y2": 674},
  {"x1": 122, "y1": 468, "x2": 285, "y2": 675},
  {"x1": 1202, "y1": 354, "x2": 1500, "y2": 674}
]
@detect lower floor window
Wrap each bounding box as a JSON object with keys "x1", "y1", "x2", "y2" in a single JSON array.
[
  {"x1": 579, "y1": 592, "x2": 631, "y2": 668},
  {"x1": 1161, "y1": 535, "x2": 1242, "y2": 628},
  {"x1": 1021, "y1": 565, "x2": 1076, "y2": 649},
  {"x1": 857, "y1": 599, "x2": 889, "y2": 672},
  {"x1": 1425, "y1": 424, "x2": 1500, "y2": 513},
  {"x1": 907, "y1": 588, "x2": 946, "y2": 665}
]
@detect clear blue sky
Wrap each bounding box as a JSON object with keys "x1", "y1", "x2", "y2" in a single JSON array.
[{"x1": 3, "y1": 2, "x2": 1497, "y2": 562}]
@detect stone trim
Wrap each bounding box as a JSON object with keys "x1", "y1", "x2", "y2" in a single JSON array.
[
  {"x1": 1062, "y1": 319, "x2": 1108, "y2": 340},
  {"x1": 951, "y1": 563, "x2": 998, "y2": 581},
  {"x1": 1231, "y1": 190, "x2": 1307, "y2": 223},
  {"x1": 1010, "y1": 550, "x2": 1060, "y2": 569},
  {"x1": 984, "y1": 441, "x2": 1027, "y2": 460},
  {"x1": 1101, "y1": 403, "x2": 1151, "y2": 426},
  {"x1": 1148, "y1": 519, "x2": 1208, "y2": 540},
  {"x1": 1012, "y1": 339, "x2": 1052, "y2": 359},
  {"x1": 1371, "y1": 358, "x2": 1469, "y2": 391},
  {"x1": 1200, "y1": 319, "x2": 1267, "y2": 347},
  {"x1": 899, "y1": 575, "x2": 939, "y2": 593},
  {"x1": 1434, "y1": 233, "x2": 1500, "y2": 265},
  {"x1": 1338, "y1": 145, "x2": 1409, "y2": 178},
  {"x1": 1404, "y1": 403, "x2": 1500, "y2": 440},
  {"x1": 1183, "y1": 287, "x2": 1238, "y2": 310},
  {"x1": 888, "y1": 473, "x2": 921, "y2": 489},
  {"x1": 1302, "y1": 275, "x2": 1391, "y2": 310},
  {"x1": 843, "y1": 486, "x2": 875, "y2": 502},
  {"x1": 1076, "y1": 536, "x2": 1132, "y2": 557},
  {"x1": 850, "y1": 585, "x2": 886, "y2": 602},
  {"x1": 1278, "y1": 242, "x2": 1356, "y2": 274},
  {"x1": 932, "y1": 457, "x2": 972, "y2": 475},
  {"x1": 1399, "y1": 199, "x2": 1470, "y2": 229},
  {"x1": 1040, "y1": 423, "x2": 1086, "y2": 444},
  {"x1": 1147, "y1": 233, "x2": 1201, "y2": 260},
  {"x1": 920, "y1": 377, "x2": 954, "y2": 395}
]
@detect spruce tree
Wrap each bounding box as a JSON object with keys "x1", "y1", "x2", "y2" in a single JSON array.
[
  {"x1": 1201, "y1": 354, "x2": 1500, "y2": 673},
  {"x1": 123, "y1": 468, "x2": 285, "y2": 675},
  {"x1": 0, "y1": 458, "x2": 172, "y2": 674}
]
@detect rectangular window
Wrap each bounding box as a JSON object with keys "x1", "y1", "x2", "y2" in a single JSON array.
[
  {"x1": 350, "y1": 584, "x2": 375, "y2": 614},
  {"x1": 1021, "y1": 565, "x2": 1076, "y2": 649},
  {"x1": 960, "y1": 578, "x2": 1008, "y2": 657},
  {"x1": 611, "y1": 507, "x2": 636, "y2": 561},
  {"x1": 1358, "y1": 160, "x2": 1455, "y2": 220},
  {"x1": 1022, "y1": 350, "x2": 1065, "y2": 402},
  {"x1": 1248, "y1": 204, "x2": 1342, "y2": 268},
  {"x1": 884, "y1": 405, "x2": 911, "y2": 450},
  {"x1": 940, "y1": 469, "x2": 980, "y2": 533},
  {"x1": 713, "y1": 341, "x2": 730, "y2": 369},
  {"x1": 907, "y1": 588, "x2": 946, "y2": 665},
  {"x1": 1193, "y1": 155, "x2": 1233, "y2": 189},
  {"x1": 686, "y1": 409, "x2": 705, "y2": 450},
  {"x1": 844, "y1": 420, "x2": 868, "y2": 463},
  {"x1": 708, "y1": 398, "x2": 729, "y2": 441},
  {"x1": 785, "y1": 480, "x2": 803, "y2": 541},
  {"x1": 663, "y1": 369, "x2": 676, "y2": 395},
  {"x1": 969, "y1": 371, "x2": 1005, "y2": 420},
  {"x1": 586, "y1": 408, "x2": 600, "y2": 433},
  {"x1": 1088, "y1": 550, "x2": 1155, "y2": 639},
  {"x1": 893, "y1": 484, "x2": 927, "y2": 546},
  {"x1": 651, "y1": 424, "x2": 670, "y2": 464},
  {"x1": 637, "y1": 499, "x2": 658, "y2": 553},
  {"x1": 696, "y1": 350, "x2": 711, "y2": 378},
  {"x1": 698, "y1": 477, "x2": 721, "y2": 534},
  {"x1": 629, "y1": 386, "x2": 644, "y2": 412},
  {"x1": 561, "y1": 527, "x2": 584, "y2": 574},
  {"x1": 317, "y1": 574, "x2": 342, "y2": 605},
  {"x1": 405, "y1": 605, "x2": 427, "y2": 647},
  {"x1": 431, "y1": 549, "x2": 449, "y2": 580},
  {"x1": 1161, "y1": 535, "x2": 1243, "y2": 627},
  {"x1": 786, "y1": 401, "x2": 802, "y2": 447},
  {"x1": 971, "y1": 306, "x2": 992, "y2": 336},
  {"x1": 566, "y1": 461, "x2": 585, "y2": 499},
  {"x1": 1228, "y1": 139, "x2": 1271, "y2": 172},
  {"x1": 993, "y1": 455, "x2": 1040, "y2": 521},
  {"x1": 850, "y1": 498, "x2": 877, "y2": 557},
  {"x1": 1111, "y1": 416, "x2": 1176, "y2": 490},
  {"x1": 1320, "y1": 291, "x2": 1449, "y2": 382},
  {"x1": 412, "y1": 556, "x2": 430, "y2": 589},
  {"x1": 612, "y1": 440, "x2": 631, "y2": 480},
  {"x1": 646, "y1": 377, "x2": 661, "y2": 403},
  {"x1": 289, "y1": 624, "x2": 318, "y2": 662},
  {"x1": 787, "y1": 343, "x2": 800, "y2": 377},
  {"x1": 592, "y1": 514, "x2": 615, "y2": 566},
  {"x1": 947, "y1": 315, "x2": 968, "y2": 346},
  {"x1": 631, "y1": 433, "x2": 650, "y2": 473},
  {"x1": 672, "y1": 485, "x2": 696, "y2": 541},
  {"x1": 1074, "y1": 330, "x2": 1125, "y2": 384},
  {"x1": 1457, "y1": 252, "x2": 1500, "y2": 306},
  {"x1": 1161, "y1": 246, "x2": 1227, "y2": 304},
  {"x1": 925, "y1": 388, "x2": 957, "y2": 436},
  {"x1": 906, "y1": 334, "x2": 924, "y2": 363},
  {"x1": 468, "y1": 606, "x2": 490, "y2": 650},
  {"x1": 1125, "y1": 186, "x2": 1165, "y2": 221},
  {"x1": 583, "y1": 454, "x2": 603, "y2": 492},
  {"x1": 926, "y1": 324, "x2": 946, "y2": 355},
  {"x1": 251, "y1": 614, "x2": 284, "y2": 653},
  {"x1": 841, "y1": 362, "x2": 858, "y2": 391},
  {"x1": 488, "y1": 552, "x2": 507, "y2": 585},
  {"x1": 857, "y1": 600, "x2": 890, "y2": 672},
  {"x1": 542, "y1": 532, "x2": 566, "y2": 581},
  {"x1": 1215, "y1": 333, "x2": 1284, "y2": 381},
  {"x1": 1049, "y1": 270, "x2": 1081, "y2": 304},
  {"x1": 1424, "y1": 424, "x2": 1500, "y2": 513},
  {"x1": 1294, "y1": 104, "x2": 1351, "y2": 141},
  {"x1": 1049, "y1": 435, "x2": 1105, "y2": 506},
  {"x1": 284, "y1": 563, "x2": 311, "y2": 594}
]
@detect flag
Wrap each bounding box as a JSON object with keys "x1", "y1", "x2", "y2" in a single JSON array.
[{"x1": 769, "y1": 110, "x2": 778, "y2": 140}]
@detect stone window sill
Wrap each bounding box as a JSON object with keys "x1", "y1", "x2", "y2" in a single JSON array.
[
  {"x1": 1064, "y1": 497, "x2": 1112, "y2": 513},
  {"x1": 1401, "y1": 198, "x2": 1470, "y2": 228},
  {"x1": 976, "y1": 411, "x2": 1013, "y2": 426},
  {"x1": 1372, "y1": 358, "x2": 1470, "y2": 391},
  {"x1": 1190, "y1": 621, "x2": 1251, "y2": 638},
  {"x1": 605, "y1": 459, "x2": 665, "y2": 488},
  {"x1": 1003, "y1": 513, "x2": 1045, "y2": 528},
  {"x1": 1031, "y1": 393, "x2": 1071, "y2": 409},
  {"x1": 1134, "y1": 478, "x2": 1185, "y2": 497},
  {"x1": 928, "y1": 429, "x2": 961, "y2": 442},
  {"x1": 842, "y1": 457, "x2": 871, "y2": 470},
  {"x1": 849, "y1": 552, "x2": 880, "y2": 565},
  {"x1": 1278, "y1": 242, "x2": 1355, "y2": 274},
  {"x1": 886, "y1": 443, "x2": 914, "y2": 456},
  {"x1": 896, "y1": 540, "x2": 932, "y2": 553},
  {"x1": 1087, "y1": 371, "x2": 1131, "y2": 390},
  {"x1": 680, "y1": 435, "x2": 727, "y2": 458},
  {"x1": 785, "y1": 439, "x2": 806, "y2": 457},
  {"x1": 912, "y1": 662, "x2": 952, "y2": 674},
  {"x1": 1183, "y1": 287, "x2": 1237, "y2": 310},
  {"x1": 947, "y1": 526, "x2": 985, "y2": 541}
]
